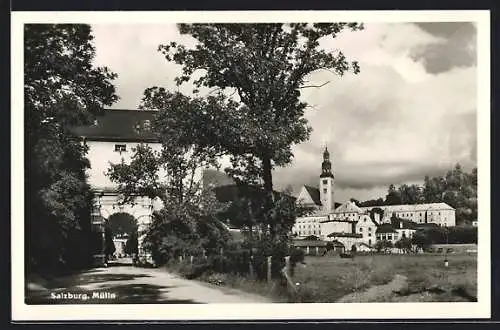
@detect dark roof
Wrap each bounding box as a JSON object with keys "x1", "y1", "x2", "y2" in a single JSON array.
[
  {"x1": 376, "y1": 223, "x2": 397, "y2": 234},
  {"x1": 391, "y1": 218, "x2": 418, "y2": 230},
  {"x1": 293, "y1": 240, "x2": 327, "y2": 247},
  {"x1": 71, "y1": 109, "x2": 159, "y2": 142},
  {"x1": 327, "y1": 232, "x2": 363, "y2": 238},
  {"x1": 303, "y1": 185, "x2": 321, "y2": 206},
  {"x1": 328, "y1": 240, "x2": 345, "y2": 247},
  {"x1": 212, "y1": 184, "x2": 295, "y2": 204},
  {"x1": 320, "y1": 219, "x2": 357, "y2": 223},
  {"x1": 416, "y1": 222, "x2": 440, "y2": 229}
]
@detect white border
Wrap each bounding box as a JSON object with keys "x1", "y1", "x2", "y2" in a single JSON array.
[{"x1": 11, "y1": 10, "x2": 491, "y2": 321}]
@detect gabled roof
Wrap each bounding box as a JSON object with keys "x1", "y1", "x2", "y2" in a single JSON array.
[
  {"x1": 391, "y1": 218, "x2": 418, "y2": 230},
  {"x1": 360, "y1": 202, "x2": 455, "y2": 213},
  {"x1": 376, "y1": 223, "x2": 397, "y2": 234},
  {"x1": 334, "y1": 201, "x2": 364, "y2": 214},
  {"x1": 303, "y1": 185, "x2": 321, "y2": 206},
  {"x1": 211, "y1": 183, "x2": 295, "y2": 204},
  {"x1": 71, "y1": 109, "x2": 159, "y2": 142}
]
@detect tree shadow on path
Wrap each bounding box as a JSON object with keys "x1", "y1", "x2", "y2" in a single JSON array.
[{"x1": 26, "y1": 283, "x2": 200, "y2": 304}]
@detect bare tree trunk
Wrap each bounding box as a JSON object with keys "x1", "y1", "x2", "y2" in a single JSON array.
[
  {"x1": 247, "y1": 199, "x2": 254, "y2": 257},
  {"x1": 262, "y1": 154, "x2": 275, "y2": 238}
]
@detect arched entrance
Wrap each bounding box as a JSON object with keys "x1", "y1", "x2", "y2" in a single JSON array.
[
  {"x1": 106, "y1": 213, "x2": 138, "y2": 263},
  {"x1": 90, "y1": 190, "x2": 156, "y2": 266}
]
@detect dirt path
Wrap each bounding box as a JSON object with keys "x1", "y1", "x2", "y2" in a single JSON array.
[
  {"x1": 26, "y1": 265, "x2": 272, "y2": 304},
  {"x1": 336, "y1": 274, "x2": 408, "y2": 303}
]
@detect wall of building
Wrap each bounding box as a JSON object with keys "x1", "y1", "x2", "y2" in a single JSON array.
[
  {"x1": 355, "y1": 215, "x2": 377, "y2": 246},
  {"x1": 332, "y1": 236, "x2": 359, "y2": 251},
  {"x1": 381, "y1": 208, "x2": 456, "y2": 227},
  {"x1": 85, "y1": 140, "x2": 205, "y2": 193},
  {"x1": 293, "y1": 216, "x2": 326, "y2": 237},
  {"x1": 375, "y1": 232, "x2": 398, "y2": 244},
  {"x1": 321, "y1": 220, "x2": 354, "y2": 238},
  {"x1": 85, "y1": 140, "x2": 162, "y2": 189}
]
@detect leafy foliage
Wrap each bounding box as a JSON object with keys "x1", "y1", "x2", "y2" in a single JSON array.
[
  {"x1": 414, "y1": 226, "x2": 477, "y2": 246},
  {"x1": 395, "y1": 237, "x2": 413, "y2": 253},
  {"x1": 411, "y1": 231, "x2": 432, "y2": 251},
  {"x1": 374, "y1": 240, "x2": 393, "y2": 253},
  {"x1": 124, "y1": 231, "x2": 139, "y2": 255},
  {"x1": 106, "y1": 213, "x2": 138, "y2": 236},
  {"x1": 25, "y1": 24, "x2": 118, "y2": 273},
  {"x1": 359, "y1": 164, "x2": 477, "y2": 226},
  {"x1": 106, "y1": 139, "x2": 231, "y2": 266},
  {"x1": 109, "y1": 23, "x2": 363, "y2": 267},
  {"x1": 104, "y1": 226, "x2": 116, "y2": 257},
  {"x1": 153, "y1": 23, "x2": 363, "y2": 239}
]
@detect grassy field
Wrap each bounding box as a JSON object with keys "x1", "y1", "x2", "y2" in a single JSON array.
[
  {"x1": 289, "y1": 253, "x2": 477, "y2": 302},
  {"x1": 168, "y1": 252, "x2": 477, "y2": 303}
]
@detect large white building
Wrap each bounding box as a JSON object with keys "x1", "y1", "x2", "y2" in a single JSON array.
[
  {"x1": 73, "y1": 109, "x2": 205, "y2": 264},
  {"x1": 292, "y1": 147, "x2": 456, "y2": 251}
]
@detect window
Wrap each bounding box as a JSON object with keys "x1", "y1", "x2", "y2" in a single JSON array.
[
  {"x1": 368, "y1": 233, "x2": 371, "y2": 237},
  {"x1": 368, "y1": 227, "x2": 372, "y2": 232},
  {"x1": 359, "y1": 228, "x2": 363, "y2": 232},
  {"x1": 322, "y1": 179, "x2": 328, "y2": 185},
  {"x1": 387, "y1": 234, "x2": 392, "y2": 240},
  {"x1": 114, "y1": 144, "x2": 127, "y2": 152},
  {"x1": 323, "y1": 188, "x2": 327, "y2": 194}
]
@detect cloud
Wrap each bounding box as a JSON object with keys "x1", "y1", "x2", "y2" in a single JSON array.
[
  {"x1": 91, "y1": 24, "x2": 196, "y2": 108},
  {"x1": 90, "y1": 22, "x2": 477, "y2": 203},
  {"x1": 273, "y1": 23, "x2": 477, "y2": 200},
  {"x1": 411, "y1": 22, "x2": 477, "y2": 74}
]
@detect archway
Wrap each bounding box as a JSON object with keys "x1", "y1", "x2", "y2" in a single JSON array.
[
  {"x1": 91, "y1": 191, "x2": 156, "y2": 267},
  {"x1": 106, "y1": 213, "x2": 139, "y2": 263}
]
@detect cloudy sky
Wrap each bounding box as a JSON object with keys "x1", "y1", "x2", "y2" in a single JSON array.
[{"x1": 91, "y1": 22, "x2": 477, "y2": 203}]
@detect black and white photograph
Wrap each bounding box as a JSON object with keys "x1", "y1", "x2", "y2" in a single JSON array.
[{"x1": 12, "y1": 10, "x2": 490, "y2": 321}]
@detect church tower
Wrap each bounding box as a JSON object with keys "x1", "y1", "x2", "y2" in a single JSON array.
[{"x1": 319, "y1": 146, "x2": 335, "y2": 213}]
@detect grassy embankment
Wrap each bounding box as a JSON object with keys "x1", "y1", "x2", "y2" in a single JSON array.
[{"x1": 168, "y1": 253, "x2": 477, "y2": 303}]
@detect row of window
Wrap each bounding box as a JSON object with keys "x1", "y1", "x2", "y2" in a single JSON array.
[
  {"x1": 397, "y1": 211, "x2": 444, "y2": 217},
  {"x1": 296, "y1": 224, "x2": 320, "y2": 229},
  {"x1": 376, "y1": 232, "x2": 413, "y2": 241},
  {"x1": 297, "y1": 219, "x2": 321, "y2": 223},
  {"x1": 295, "y1": 230, "x2": 321, "y2": 236}
]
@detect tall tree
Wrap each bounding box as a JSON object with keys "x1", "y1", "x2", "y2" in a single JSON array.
[
  {"x1": 398, "y1": 184, "x2": 424, "y2": 204},
  {"x1": 385, "y1": 184, "x2": 402, "y2": 205},
  {"x1": 106, "y1": 141, "x2": 231, "y2": 264},
  {"x1": 152, "y1": 23, "x2": 363, "y2": 239},
  {"x1": 25, "y1": 24, "x2": 118, "y2": 273}
]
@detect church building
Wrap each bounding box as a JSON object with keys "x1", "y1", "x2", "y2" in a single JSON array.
[{"x1": 292, "y1": 147, "x2": 457, "y2": 251}]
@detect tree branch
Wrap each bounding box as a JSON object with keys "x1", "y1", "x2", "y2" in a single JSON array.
[{"x1": 298, "y1": 81, "x2": 330, "y2": 89}]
